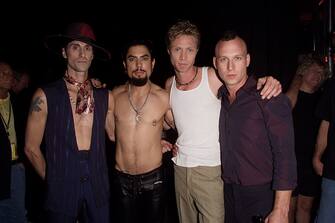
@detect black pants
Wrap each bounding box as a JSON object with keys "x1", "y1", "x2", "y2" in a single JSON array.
[
  {"x1": 114, "y1": 166, "x2": 165, "y2": 223},
  {"x1": 224, "y1": 183, "x2": 274, "y2": 223}
]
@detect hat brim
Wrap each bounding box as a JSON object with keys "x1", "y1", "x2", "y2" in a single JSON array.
[{"x1": 44, "y1": 34, "x2": 111, "y2": 61}]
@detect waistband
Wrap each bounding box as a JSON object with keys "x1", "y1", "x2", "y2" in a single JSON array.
[{"x1": 115, "y1": 165, "x2": 163, "y2": 181}]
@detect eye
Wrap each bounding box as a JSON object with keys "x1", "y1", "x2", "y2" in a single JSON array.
[
  {"x1": 141, "y1": 56, "x2": 150, "y2": 61},
  {"x1": 187, "y1": 48, "x2": 194, "y2": 53},
  {"x1": 127, "y1": 57, "x2": 135, "y2": 62},
  {"x1": 218, "y1": 57, "x2": 228, "y2": 63},
  {"x1": 174, "y1": 47, "x2": 181, "y2": 52},
  {"x1": 85, "y1": 45, "x2": 93, "y2": 51},
  {"x1": 70, "y1": 44, "x2": 79, "y2": 50},
  {"x1": 234, "y1": 56, "x2": 243, "y2": 61}
]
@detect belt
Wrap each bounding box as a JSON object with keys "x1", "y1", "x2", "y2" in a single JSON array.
[
  {"x1": 11, "y1": 159, "x2": 21, "y2": 165},
  {"x1": 116, "y1": 165, "x2": 163, "y2": 181}
]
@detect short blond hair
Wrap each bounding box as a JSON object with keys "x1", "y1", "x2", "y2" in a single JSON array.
[{"x1": 166, "y1": 20, "x2": 201, "y2": 49}]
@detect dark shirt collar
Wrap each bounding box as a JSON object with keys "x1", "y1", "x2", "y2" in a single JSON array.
[{"x1": 218, "y1": 75, "x2": 257, "y2": 98}]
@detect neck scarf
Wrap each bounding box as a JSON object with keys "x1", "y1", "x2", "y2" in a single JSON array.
[{"x1": 64, "y1": 73, "x2": 94, "y2": 114}]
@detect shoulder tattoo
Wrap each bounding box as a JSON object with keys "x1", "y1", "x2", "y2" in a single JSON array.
[{"x1": 29, "y1": 96, "x2": 44, "y2": 114}]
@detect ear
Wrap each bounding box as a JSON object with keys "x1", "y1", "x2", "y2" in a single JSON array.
[
  {"x1": 152, "y1": 58, "x2": 156, "y2": 70},
  {"x1": 122, "y1": 61, "x2": 126, "y2": 72},
  {"x1": 246, "y1": 54, "x2": 250, "y2": 67},
  {"x1": 213, "y1": 57, "x2": 217, "y2": 69},
  {"x1": 167, "y1": 48, "x2": 171, "y2": 55},
  {"x1": 62, "y1": 48, "x2": 67, "y2": 59}
]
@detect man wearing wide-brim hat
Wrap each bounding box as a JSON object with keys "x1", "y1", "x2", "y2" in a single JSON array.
[{"x1": 25, "y1": 22, "x2": 114, "y2": 223}]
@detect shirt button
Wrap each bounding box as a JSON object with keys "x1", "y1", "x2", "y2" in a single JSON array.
[{"x1": 80, "y1": 175, "x2": 89, "y2": 182}]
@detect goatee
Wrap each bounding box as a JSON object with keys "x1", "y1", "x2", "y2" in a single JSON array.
[{"x1": 130, "y1": 76, "x2": 148, "y2": 86}]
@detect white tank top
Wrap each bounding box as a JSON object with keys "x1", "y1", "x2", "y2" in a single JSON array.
[{"x1": 170, "y1": 67, "x2": 221, "y2": 167}]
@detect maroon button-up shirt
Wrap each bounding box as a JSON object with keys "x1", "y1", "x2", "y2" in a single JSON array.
[{"x1": 219, "y1": 76, "x2": 297, "y2": 190}]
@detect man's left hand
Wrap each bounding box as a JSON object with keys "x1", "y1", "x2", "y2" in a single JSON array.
[
  {"x1": 257, "y1": 76, "x2": 282, "y2": 99},
  {"x1": 91, "y1": 78, "x2": 106, "y2": 88}
]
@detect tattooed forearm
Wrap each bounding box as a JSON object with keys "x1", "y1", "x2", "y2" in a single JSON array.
[{"x1": 29, "y1": 97, "x2": 44, "y2": 114}]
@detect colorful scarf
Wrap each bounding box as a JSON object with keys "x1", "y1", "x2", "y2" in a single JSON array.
[{"x1": 64, "y1": 73, "x2": 94, "y2": 114}]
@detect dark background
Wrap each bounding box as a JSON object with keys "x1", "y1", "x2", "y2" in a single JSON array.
[
  {"x1": 0, "y1": 1, "x2": 331, "y2": 222},
  {"x1": 0, "y1": 0, "x2": 328, "y2": 90}
]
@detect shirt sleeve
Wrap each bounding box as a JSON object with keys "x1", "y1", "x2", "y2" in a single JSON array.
[{"x1": 261, "y1": 94, "x2": 297, "y2": 190}]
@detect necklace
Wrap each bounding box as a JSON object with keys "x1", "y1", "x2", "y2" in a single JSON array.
[
  {"x1": 175, "y1": 67, "x2": 198, "y2": 86},
  {"x1": 64, "y1": 72, "x2": 94, "y2": 114},
  {"x1": 69, "y1": 95, "x2": 76, "y2": 105},
  {"x1": 128, "y1": 83, "x2": 151, "y2": 122}
]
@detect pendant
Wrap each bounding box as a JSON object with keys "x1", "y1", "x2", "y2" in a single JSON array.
[{"x1": 135, "y1": 114, "x2": 141, "y2": 122}]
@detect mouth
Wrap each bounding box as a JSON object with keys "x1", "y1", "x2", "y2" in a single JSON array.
[
  {"x1": 226, "y1": 73, "x2": 236, "y2": 78},
  {"x1": 77, "y1": 60, "x2": 88, "y2": 64},
  {"x1": 178, "y1": 63, "x2": 188, "y2": 67},
  {"x1": 133, "y1": 69, "x2": 145, "y2": 75}
]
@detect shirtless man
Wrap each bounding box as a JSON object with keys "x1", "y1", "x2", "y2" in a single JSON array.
[
  {"x1": 111, "y1": 39, "x2": 172, "y2": 223},
  {"x1": 24, "y1": 22, "x2": 113, "y2": 223}
]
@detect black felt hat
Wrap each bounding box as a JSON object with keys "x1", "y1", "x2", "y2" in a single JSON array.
[{"x1": 45, "y1": 22, "x2": 111, "y2": 61}]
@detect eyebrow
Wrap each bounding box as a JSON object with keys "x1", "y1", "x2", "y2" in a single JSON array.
[{"x1": 127, "y1": 54, "x2": 150, "y2": 59}]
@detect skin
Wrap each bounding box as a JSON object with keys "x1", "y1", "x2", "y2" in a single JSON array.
[
  {"x1": 313, "y1": 120, "x2": 329, "y2": 176},
  {"x1": 165, "y1": 34, "x2": 281, "y2": 124},
  {"x1": 111, "y1": 44, "x2": 172, "y2": 174},
  {"x1": 213, "y1": 37, "x2": 291, "y2": 223},
  {"x1": 164, "y1": 34, "x2": 282, "y2": 152},
  {"x1": 25, "y1": 40, "x2": 114, "y2": 179}
]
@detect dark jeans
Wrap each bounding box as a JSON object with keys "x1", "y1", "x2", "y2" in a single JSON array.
[
  {"x1": 114, "y1": 166, "x2": 165, "y2": 223},
  {"x1": 0, "y1": 163, "x2": 27, "y2": 223},
  {"x1": 224, "y1": 183, "x2": 274, "y2": 223}
]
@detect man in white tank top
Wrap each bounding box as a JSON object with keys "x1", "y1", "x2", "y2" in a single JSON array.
[{"x1": 164, "y1": 20, "x2": 282, "y2": 223}]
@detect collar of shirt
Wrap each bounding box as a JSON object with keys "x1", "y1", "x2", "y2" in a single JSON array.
[{"x1": 218, "y1": 75, "x2": 258, "y2": 99}]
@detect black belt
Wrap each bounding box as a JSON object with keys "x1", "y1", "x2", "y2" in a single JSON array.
[
  {"x1": 115, "y1": 165, "x2": 164, "y2": 181},
  {"x1": 11, "y1": 159, "x2": 21, "y2": 165}
]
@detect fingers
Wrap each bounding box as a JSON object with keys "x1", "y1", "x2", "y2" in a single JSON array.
[
  {"x1": 260, "y1": 78, "x2": 282, "y2": 99},
  {"x1": 172, "y1": 144, "x2": 178, "y2": 157},
  {"x1": 256, "y1": 77, "x2": 267, "y2": 90},
  {"x1": 161, "y1": 139, "x2": 173, "y2": 153},
  {"x1": 162, "y1": 146, "x2": 171, "y2": 153},
  {"x1": 91, "y1": 78, "x2": 105, "y2": 88}
]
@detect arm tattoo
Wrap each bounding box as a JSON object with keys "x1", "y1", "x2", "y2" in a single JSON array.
[{"x1": 29, "y1": 97, "x2": 44, "y2": 114}]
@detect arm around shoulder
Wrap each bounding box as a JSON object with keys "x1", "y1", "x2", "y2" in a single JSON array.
[
  {"x1": 257, "y1": 76, "x2": 282, "y2": 99},
  {"x1": 25, "y1": 88, "x2": 48, "y2": 179}
]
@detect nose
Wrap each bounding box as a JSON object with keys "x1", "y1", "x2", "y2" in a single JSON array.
[
  {"x1": 136, "y1": 59, "x2": 143, "y2": 69},
  {"x1": 227, "y1": 60, "x2": 234, "y2": 71},
  {"x1": 179, "y1": 50, "x2": 186, "y2": 60},
  {"x1": 79, "y1": 47, "x2": 88, "y2": 57}
]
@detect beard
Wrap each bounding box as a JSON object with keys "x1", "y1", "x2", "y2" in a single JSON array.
[{"x1": 130, "y1": 76, "x2": 148, "y2": 86}]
